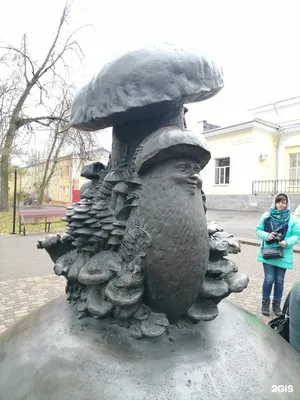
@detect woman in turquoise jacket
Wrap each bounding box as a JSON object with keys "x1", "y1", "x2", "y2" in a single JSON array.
[{"x1": 256, "y1": 193, "x2": 300, "y2": 317}]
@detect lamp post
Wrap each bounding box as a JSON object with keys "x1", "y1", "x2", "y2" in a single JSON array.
[{"x1": 10, "y1": 156, "x2": 22, "y2": 235}]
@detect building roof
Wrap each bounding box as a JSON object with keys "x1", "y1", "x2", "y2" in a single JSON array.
[
  {"x1": 248, "y1": 95, "x2": 300, "y2": 112},
  {"x1": 201, "y1": 118, "x2": 279, "y2": 138}
]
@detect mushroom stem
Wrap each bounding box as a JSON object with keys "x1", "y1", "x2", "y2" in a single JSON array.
[
  {"x1": 110, "y1": 191, "x2": 118, "y2": 210},
  {"x1": 110, "y1": 105, "x2": 185, "y2": 168},
  {"x1": 114, "y1": 194, "x2": 126, "y2": 215}
]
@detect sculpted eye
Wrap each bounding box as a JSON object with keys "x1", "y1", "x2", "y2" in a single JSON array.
[
  {"x1": 193, "y1": 163, "x2": 201, "y2": 174},
  {"x1": 176, "y1": 162, "x2": 189, "y2": 172}
]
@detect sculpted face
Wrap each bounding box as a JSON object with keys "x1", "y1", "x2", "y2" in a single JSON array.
[{"x1": 168, "y1": 158, "x2": 202, "y2": 194}]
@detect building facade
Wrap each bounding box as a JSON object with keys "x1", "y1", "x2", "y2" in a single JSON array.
[
  {"x1": 199, "y1": 97, "x2": 300, "y2": 211},
  {"x1": 14, "y1": 148, "x2": 110, "y2": 204}
]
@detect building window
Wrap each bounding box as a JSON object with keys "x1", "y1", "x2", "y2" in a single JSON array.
[
  {"x1": 289, "y1": 153, "x2": 300, "y2": 181},
  {"x1": 215, "y1": 158, "x2": 230, "y2": 185}
]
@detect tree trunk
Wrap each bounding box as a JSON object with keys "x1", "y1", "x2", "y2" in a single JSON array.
[
  {"x1": 0, "y1": 150, "x2": 10, "y2": 211},
  {"x1": 37, "y1": 183, "x2": 46, "y2": 206},
  {"x1": 36, "y1": 142, "x2": 63, "y2": 206},
  {"x1": 0, "y1": 124, "x2": 16, "y2": 211},
  {"x1": 0, "y1": 83, "x2": 34, "y2": 212}
]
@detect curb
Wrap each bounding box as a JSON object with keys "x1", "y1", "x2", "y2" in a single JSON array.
[{"x1": 237, "y1": 237, "x2": 300, "y2": 254}]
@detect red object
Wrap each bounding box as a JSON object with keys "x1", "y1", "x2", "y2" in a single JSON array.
[
  {"x1": 72, "y1": 187, "x2": 80, "y2": 203},
  {"x1": 19, "y1": 208, "x2": 66, "y2": 219},
  {"x1": 18, "y1": 207, "x2": 67, "y2": 236}
]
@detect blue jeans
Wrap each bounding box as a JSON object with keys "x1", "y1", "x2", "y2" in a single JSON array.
[{"x1": 262, "y1": 263, "x2": 286, "y2": 303}]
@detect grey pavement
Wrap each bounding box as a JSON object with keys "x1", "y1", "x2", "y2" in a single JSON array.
[
  {"x1": 207, "y1": 209, "x2": 300, "y2": 251},
  {"x1": 206, "y1": 209, "x2": 262, "y2": 240},
  {"x1": 0, "y1": 214, "x2": 300, "y2": 333},
  {"x1": 0, "y1": 234, "x2": 55, "y2": 280}
]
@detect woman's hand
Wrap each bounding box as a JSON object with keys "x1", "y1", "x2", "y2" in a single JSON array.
[
  {"x1": 268, "y1": 232, "x2": 276, "y2": 241},
  {"x1": 279, "y1": 240, "x2": 287, "y2": 248}
]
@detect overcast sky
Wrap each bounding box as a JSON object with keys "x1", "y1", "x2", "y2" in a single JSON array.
[{"x1": 1, "y1": 0, "x2": 300, "y2": 151}]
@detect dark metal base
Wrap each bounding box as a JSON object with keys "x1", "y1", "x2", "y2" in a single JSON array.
[{"x1": 0, "y1": 296, "x2": 299, "y2": 399}]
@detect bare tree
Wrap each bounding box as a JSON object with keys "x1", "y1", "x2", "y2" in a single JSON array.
[
  {"x1": 31, "y1": 86, "x2": 97, "y2": 205},
  {"x1": 0, "y1": 2, "x2": 85, "y2": 211}
]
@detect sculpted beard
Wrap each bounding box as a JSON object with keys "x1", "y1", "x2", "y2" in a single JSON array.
[{"x1": 130, "y1": 160, "x2": 209, "y2": 320}]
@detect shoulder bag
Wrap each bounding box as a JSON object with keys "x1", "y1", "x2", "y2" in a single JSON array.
[{"x1": 261, "y1": 241, "x2": 283, "y2": 259}]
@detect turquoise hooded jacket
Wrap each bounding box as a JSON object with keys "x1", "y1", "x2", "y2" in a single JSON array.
[{"x1": 256, "y1": 197, "x2": 300, "y2": 269}]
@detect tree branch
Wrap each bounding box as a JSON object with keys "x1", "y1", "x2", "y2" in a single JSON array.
[{"x1": 17, "y1": 116, "x2": 69, "y2": 128}]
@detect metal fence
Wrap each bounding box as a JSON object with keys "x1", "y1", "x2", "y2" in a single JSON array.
[{"x1": 252, "y1": 180, "x2": 300, "y2": 194}]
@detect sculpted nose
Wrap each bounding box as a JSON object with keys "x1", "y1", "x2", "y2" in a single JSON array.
[
  {"x1": 197, "y1": 176, "x2": 203, "y2": 189},
  {"x1": 190, "y1": 172, "x2": 200, "y2": 179}
]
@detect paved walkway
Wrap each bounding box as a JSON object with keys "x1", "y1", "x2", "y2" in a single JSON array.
[
  {"x1": 0, "y1": 231, "x2": 299, "y2": 333},
  {"x1": 207, "y1": 209, "x2": 300, "y2": 251}
]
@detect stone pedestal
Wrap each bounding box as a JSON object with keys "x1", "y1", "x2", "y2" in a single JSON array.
[{"x1": 0, "y1": 296, "x2": 299, "y2": 399}]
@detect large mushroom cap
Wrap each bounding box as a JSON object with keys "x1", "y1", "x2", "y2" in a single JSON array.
[
  {"x1": 134, "y1": 126, "x2": 211, "y2": 172},
  {"x1": 71, "y1": 45, "x2": 224, "y2": 131}
]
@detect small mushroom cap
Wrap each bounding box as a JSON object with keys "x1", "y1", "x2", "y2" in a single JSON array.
[
  {"x1": 74, "y1": 206, "x2": 90, "y2": 214},
  {"x1": 71, "y1": 45, "x2": 223, "y2": 131},
  {"x1": 95, "y1": 210, "x2": 113, "y2": 219},
  {"x1": 71, "y1": 213, "x2": 90, "y2": 220},
  {"x1": 81, "y1": 161, "x2": 106, "y2": 179},
  {"x1": 102, "y1": 181, "x2": 114, "y2": 190},
  {"x1": 113, "y1": 303, "x2": 141, "y2": 320},
  {"x1": 69, "y1": 221, "x2": 83, "y2": 228},
  {"x1": 102, "y1": 224, "x2": 114, "y2": 231},
  {"x1": 61, "y1": 216, "x2": 71, "y2": 222},
  {"x1": 108, "y1": 236, "x2": 121, "y2": 246},
  {"x1": 101, "y1": 217, "x2": 115, "y2": 224},
  {"x1": 134, "y1": 126, "x2": 211, "y2": 173},
  {"x1": 100, "y1": 186, "x2": 113, "y2": 195},
  {"x1": 81, "y1": 189, "x2": 94, "y2": 199},
  {"x1": 74, "y1": 227, "x2": 94, "y2": 235},
  {"x1": 112, "y1": 182, "x2": 128, "y2": 194},
  {"x1": 65, "y1": 211, "x2": 75, "y2": 217},
  {"x1": 207, "y1": 259, "x2": 237, "y2": 277},
  {"x1": 83, "y1": 218, "x2": 98, "y2": 225},
  {"x1": 78, "y1": 251, "x2": 121, "y2": 285},
  {"x1": 88, "y1": 236, "x2": 100, "y2": 243},
  {"x1": 105, "y1": 278, "x2": 143, "y2": 306},
  {"x1": 104, "y1": 171, "x2": 124, "y2": 183},
  {"x1": 79, "y1": 181, "x2": 92, "y2": 199},
  {"x1": 87, "y1": 285, "x2": 114, "y2": 317},
  {"x1": 133, "y1": 304, "x2": 151, "y2": 321},
  {"x1": 92, "y1": 200, "x2": 109, "y2": 211},
  {"x1": 111, "y1": 228, "x2": 125, "y2": 236},
  {"x1": 113, "y1": 272, "x2": 143, "y2": 288},
  {"x1": 77, "y1": 198, "x2": 93, "y2": 205},
  {"x1": 87, "y1": 210, "x2": 97, "y2": 215},
  {"x1": 72, "y1": 236, "x2": 86, "y2": 243},
  {"x1": 94, "y1": 230, "x2": 109, "y2": 239},
  {"x1": 140, "y1": 312, "x2": 166, "y2": 337},
  {"x1": 113, "y1": 221, "x2": 127, "y2": 228},
  {"x1": 80, "y1": 245, "x2": 98, "y2": 254},
  {"x1": 90, "y1": 221, "x2": 103, "y2": 229},
  {"x1": 187, "y1": 298, "x2": 219, "y2": 322}
]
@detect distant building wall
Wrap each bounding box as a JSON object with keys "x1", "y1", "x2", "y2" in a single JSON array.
[{"x1": 206, "y1": 193, "x2": 300, "y2": 212}]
